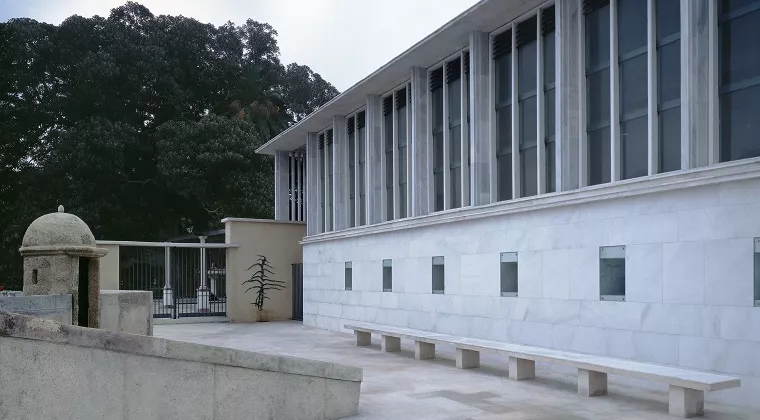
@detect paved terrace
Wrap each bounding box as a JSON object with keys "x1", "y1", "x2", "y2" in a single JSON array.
[{"x1": 155, "y1": 322, "x2": 759, "y2": 420}]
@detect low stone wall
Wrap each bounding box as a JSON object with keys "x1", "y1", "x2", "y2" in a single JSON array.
[
  {"x1": 0, "y1": 294, "x2": 72, "y2": 324},
  {"x1": 0, "y1": 310, "x2": 362, "y2": 420},
  {"x1": 100, "y1": 290, "x2": 153, "y2": 336}
]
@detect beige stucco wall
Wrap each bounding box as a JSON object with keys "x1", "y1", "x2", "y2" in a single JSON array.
[
  {"x1": 99, "y1": 244, "x2": 120, "y2": 290},
  {"x1": 224, "y1": 219, "x2": 305, "y2": 322}
]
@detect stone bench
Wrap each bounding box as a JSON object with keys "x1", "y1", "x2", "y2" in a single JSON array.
[{"x1": 345, "y1": 322, "x2": 740, "y2": 418}]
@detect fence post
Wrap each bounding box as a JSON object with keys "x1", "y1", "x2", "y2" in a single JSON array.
[
  {"x1": 197, "y1": 236, "x2": 210, "y2": 313},
  {"x1": 163, "y1": 246, "x2": 175, "y2": 318}
]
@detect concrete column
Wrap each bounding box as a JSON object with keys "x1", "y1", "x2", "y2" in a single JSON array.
[
  {"x1": 557, "y1": 0, "x2": 582, "y2": 191},
  {"x1": 355, "y1": 330, "x2": 371, "y2": 346},
  {"x1": 274, "y1": 150, "x2": 290, "y2": 220},
  {"x1": 162, "y1": 246, "x2": 174, "y2": 308},
  {"x1": 411, "y1": 67, "x2": 430, "y2": 216},
  {"x1": 333, "y1": 116, "x2": 348, "y2": 230},
  {"x1": 578, "y1": 369, "x2": 607, "y2": 396},
  {"x1": 508, "y1": 357, "x2": 535, "y2": 380},
  {"x1": 669, "y1": 385, "x2": 704, "y2": 418},
  {"x1": 289, "y1": 153, "x2": 296, "y2": 220},
  {"x1": 366, "y1": 95, "x2": 383, "y2": 225},
  {"x1": 456, "y1": 348, "x2": 480, "y2": 369},
  {"x1": 469, "y1": 31, "x2": 492, "y2": 206},
  {"x1": 197, "y1": 237, "x2": 210, "y2": 313},
  {"x1": 381, "y1": 335, "x2": 400, "y2": 352},
  {"x1": 306, "y1": 132, "x2": 321, "y2": 235},
  {"x1": 414, "y1": 341, "x2": 435, "y2": 360},
  {"x1": 681, "y1": 0, "x2": 713, "y2": 169}
]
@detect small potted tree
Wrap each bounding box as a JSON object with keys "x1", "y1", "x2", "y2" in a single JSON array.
[{"x1": 243, "y1": 255, "x2": 286, "y2": 322}]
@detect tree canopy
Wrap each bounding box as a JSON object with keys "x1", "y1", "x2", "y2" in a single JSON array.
[{"x1": 0, "y1": 2, "x2": 338, "y2": 289}]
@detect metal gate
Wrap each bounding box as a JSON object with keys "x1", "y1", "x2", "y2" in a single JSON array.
[
  {"x1": 119, "y1": 243, "x2": 230, "y2": 318},
  {"x1": 292, "y1": 263, "x2": 303, "y2": 321}
]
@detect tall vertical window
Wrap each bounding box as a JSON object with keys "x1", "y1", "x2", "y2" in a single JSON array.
[
  {"x1": 382, "y1": 259, "x2": 393, "y2": 292},
  {"x1": 431, "y1": 68, "x2": 445, "y2": 212},
  {"x1": 432, "y1": 256, "x2": 445, "y2": 294},
  {"x1": 464, "y1": 52, "x2": 471, "y2": 206},
  {"x1": 345, "y1": 262, "x2": 352, "y2": 291},
  {"x1": 585, "y1": 0, "x2": 611, "y2": 185},
  {"x1": 383, "y1": 96, "x2": 394, "y2": 221},
  {"x1": 600, "y1": 245, "x2": 625, "y2": 301},
  {"x1": 447, "y1": 57, "x2": 463, "y2": 209},
  {"x1": 347, "y1": 116, "x2": 356, "y2": 227},
  {"x1": 326, "y1": 129, "x2": 334, "y2": 231},
  {"x1": 518, "y1": 17, "x2": 539, "y2": 197},
  {"x1": 719, "y1": 0, "x2": 760, "y2": 162},
  {"x1": 618, "y1": 0, "x2": 648, "y2": 180},
  {"x1": 543, "y1": 6, "x2": 557, "y2": 193},
  {"x1": 357, "y1": 111, "x2": 367, "y2": 225},
  {"x1": 494, "y1": 29, "x2": 513, "y2": 201},
  {"x1": 657, "y1": 0, "x2": 681, "y2": 173},
  {"x1": 318, "y1": 132, "x2": 326, "y2": 232},
  {"x1": 397, "y1": 87, "x2": 409, "y2": 218},
  {"x1": 500, "y1": 252, "x2": 518, "y2": 297}
]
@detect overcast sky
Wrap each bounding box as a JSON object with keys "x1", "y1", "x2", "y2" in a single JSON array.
[{"x1": 0, "y1": 0, "x2": 480, "y2": 91}]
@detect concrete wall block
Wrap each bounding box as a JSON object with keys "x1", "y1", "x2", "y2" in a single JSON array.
[
  {"x1": 608, "y1": 213, "x2": 679, "y2": 246},
  {"x1": 408, "y1": 310, "x2": 437, "y2": 331},
  {"x1": 702, "y1": 306, "x2": 760, "y2": 343},
  {"x1": 704, "y1": 203, "x2": 760, "y2": 240},
  {"x1": 551, "y1": 324, "x2": 606, "y2": 354},
  {"x1": 704, "y1": 238, "x2": 754, "y2": 306},
  {"x1": 679, "y1": 336, "x2": 760, "y2": 377},
  {"x1": 507, "y1": 320, "x2": 553, "y2": 348},
  {"x1": 625, "y1": 243, "x2": 664, "y2": 303},
  {"x1": 663, "y1": 241, "x2": 705, "y2": 304}
]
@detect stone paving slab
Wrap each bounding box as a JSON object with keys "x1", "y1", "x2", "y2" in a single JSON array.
[{"x1": 155, "y1": 321, "x2": 760, "y2": 420}]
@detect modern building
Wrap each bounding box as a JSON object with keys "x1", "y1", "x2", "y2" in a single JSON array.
[{"x1": 257, "y1": 0, "x2": 760, "y2": 409}]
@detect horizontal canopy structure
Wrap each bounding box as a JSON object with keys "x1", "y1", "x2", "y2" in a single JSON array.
[{"x1": 256, "y1": 0, "x2": 544, "y2": 155}]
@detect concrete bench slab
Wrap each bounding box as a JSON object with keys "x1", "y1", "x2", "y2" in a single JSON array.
[{"x1": 345, "y1": 322, "x2": 739, "y2": 418}]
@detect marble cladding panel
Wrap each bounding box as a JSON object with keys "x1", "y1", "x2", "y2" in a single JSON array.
[{"x1": 301, "y1": 177, "x2": 760, "y2": 408}]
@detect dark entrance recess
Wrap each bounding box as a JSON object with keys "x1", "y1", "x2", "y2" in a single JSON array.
[{"x1": 78, "y1": 257, "x2": 90, "y2": 327}]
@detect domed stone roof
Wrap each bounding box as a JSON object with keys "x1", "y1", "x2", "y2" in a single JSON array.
[{"x1": 19, "y1": 206, "x2": 107, "y2": 257}]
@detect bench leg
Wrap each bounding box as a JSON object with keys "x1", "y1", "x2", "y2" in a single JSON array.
[
  {"x1": 355, "y1": 331, "x2": 371, "y2": 346},
  {"x1": 381, "y1": 335, "x2": 401, "y2": 352},
  {"x1": 456, "y1": 348, "x2": 480, "y2": 369},
  {"x1": 669, "y1": 385, "x2": 704, "y2": 418},
  {"x1": 415, "y1": 341, "x2": 435, "y2": 360},
  {"x1": 578, "y1": 369, "x2": 607, "y2": 397},
  {"x1": 508, "y1": 357, "x2": 535, "y2": 380}
]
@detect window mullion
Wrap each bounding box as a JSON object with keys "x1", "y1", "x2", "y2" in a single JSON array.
[
  {"x1": 610, "y1": 0, "x2": 622, "y2": 182},
  {"x1": 511, "y1": 23, "x2": 520, "y2": 199},
  {"x1": 647, "y1": 0, "x2": 658, "y2": 175},
  {"x1": 537, "y1": 7, "x2": 546, "y2": 195},
  {"x1": 489, "y1": 35, "x2": 498, "y2": 201}
]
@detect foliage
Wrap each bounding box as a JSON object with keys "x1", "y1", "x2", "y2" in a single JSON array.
[
  {"x1": 0, "y1": 2, "x2": 339, "y2": 289},
  {"x1": 243, "y1": 255, "x2": 285, "y2": 310}
]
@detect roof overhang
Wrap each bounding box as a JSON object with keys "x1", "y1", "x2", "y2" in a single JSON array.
[{"x1": 256, "y1": 0, "x2": 546, "y2": 155}]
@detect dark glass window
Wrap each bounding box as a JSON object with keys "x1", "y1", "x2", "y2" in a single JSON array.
[
  {"x1": 600, "y1": 246, "x2": 625, "y2": 300},
  {"x1": 397, "y1": 87, "x2": 408, "y2": 219},
  {"x1": 500, "y1": 252, "x2": 518, "y2": 296},
  {"x1": 347, "y1": 117, "x2": 356, "y2": 227},
  {"x1": 586, "y1": 1, "x2": 611, "y2": 185},
  {"x1": 544, "y1": 5, "x2": 557, "y2": 193},
  {"x1": 383, "y1": 96, "x2": 394, "y2": 221},
  {"x1": 431, "y1": 68, "x2": 445, "y2": 211},
  {"x1": 657, "y1": 0, "x2": 681, "y2": 173},
  {"x1": 319, "y1": 133, "x2": 326, "y2": 232},
  {"x1": 448, "y1": 59, "x2": 463, "y2": 209},
  {"x1": 719, "y1": 0, "x2": 760, "y2": 162},
  {"x1": 432, "y1": 256, "x2": 445, "y2": 293},
  {"x1": 357, "y1": 112, "x2": 367, "y2": 225},
  {"x1": 495, "y1": 30, "x2": 513, "y2": 201},
  {"x1": 383, "y1": 259, "x2": 392, "y2": 292},
  {"x1": 518, "y1": 17, "x2": 538, "y2": 197},
  {"x1": 619, "y1": 0, "x2": 648, "y2": 180},
  {"x1": 345, "y1": 262, "x2": 352, "y2": 290}
]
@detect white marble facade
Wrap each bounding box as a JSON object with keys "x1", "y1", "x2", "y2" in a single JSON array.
[{"x1": 302, "y1": 161, "x2": 760, "y2": 409}]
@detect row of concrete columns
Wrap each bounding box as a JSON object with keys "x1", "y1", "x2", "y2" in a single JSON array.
[
  {"x1": 274, "y1": 0, "x2": 717, "y2": 236},
  {"x1": 274, "y1": 151, "x2": 305, "y2": 222}
]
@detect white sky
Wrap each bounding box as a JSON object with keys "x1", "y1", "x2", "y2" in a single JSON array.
[{"x1": 0, "y1": 0, "x2": 480, "y2": 91}]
